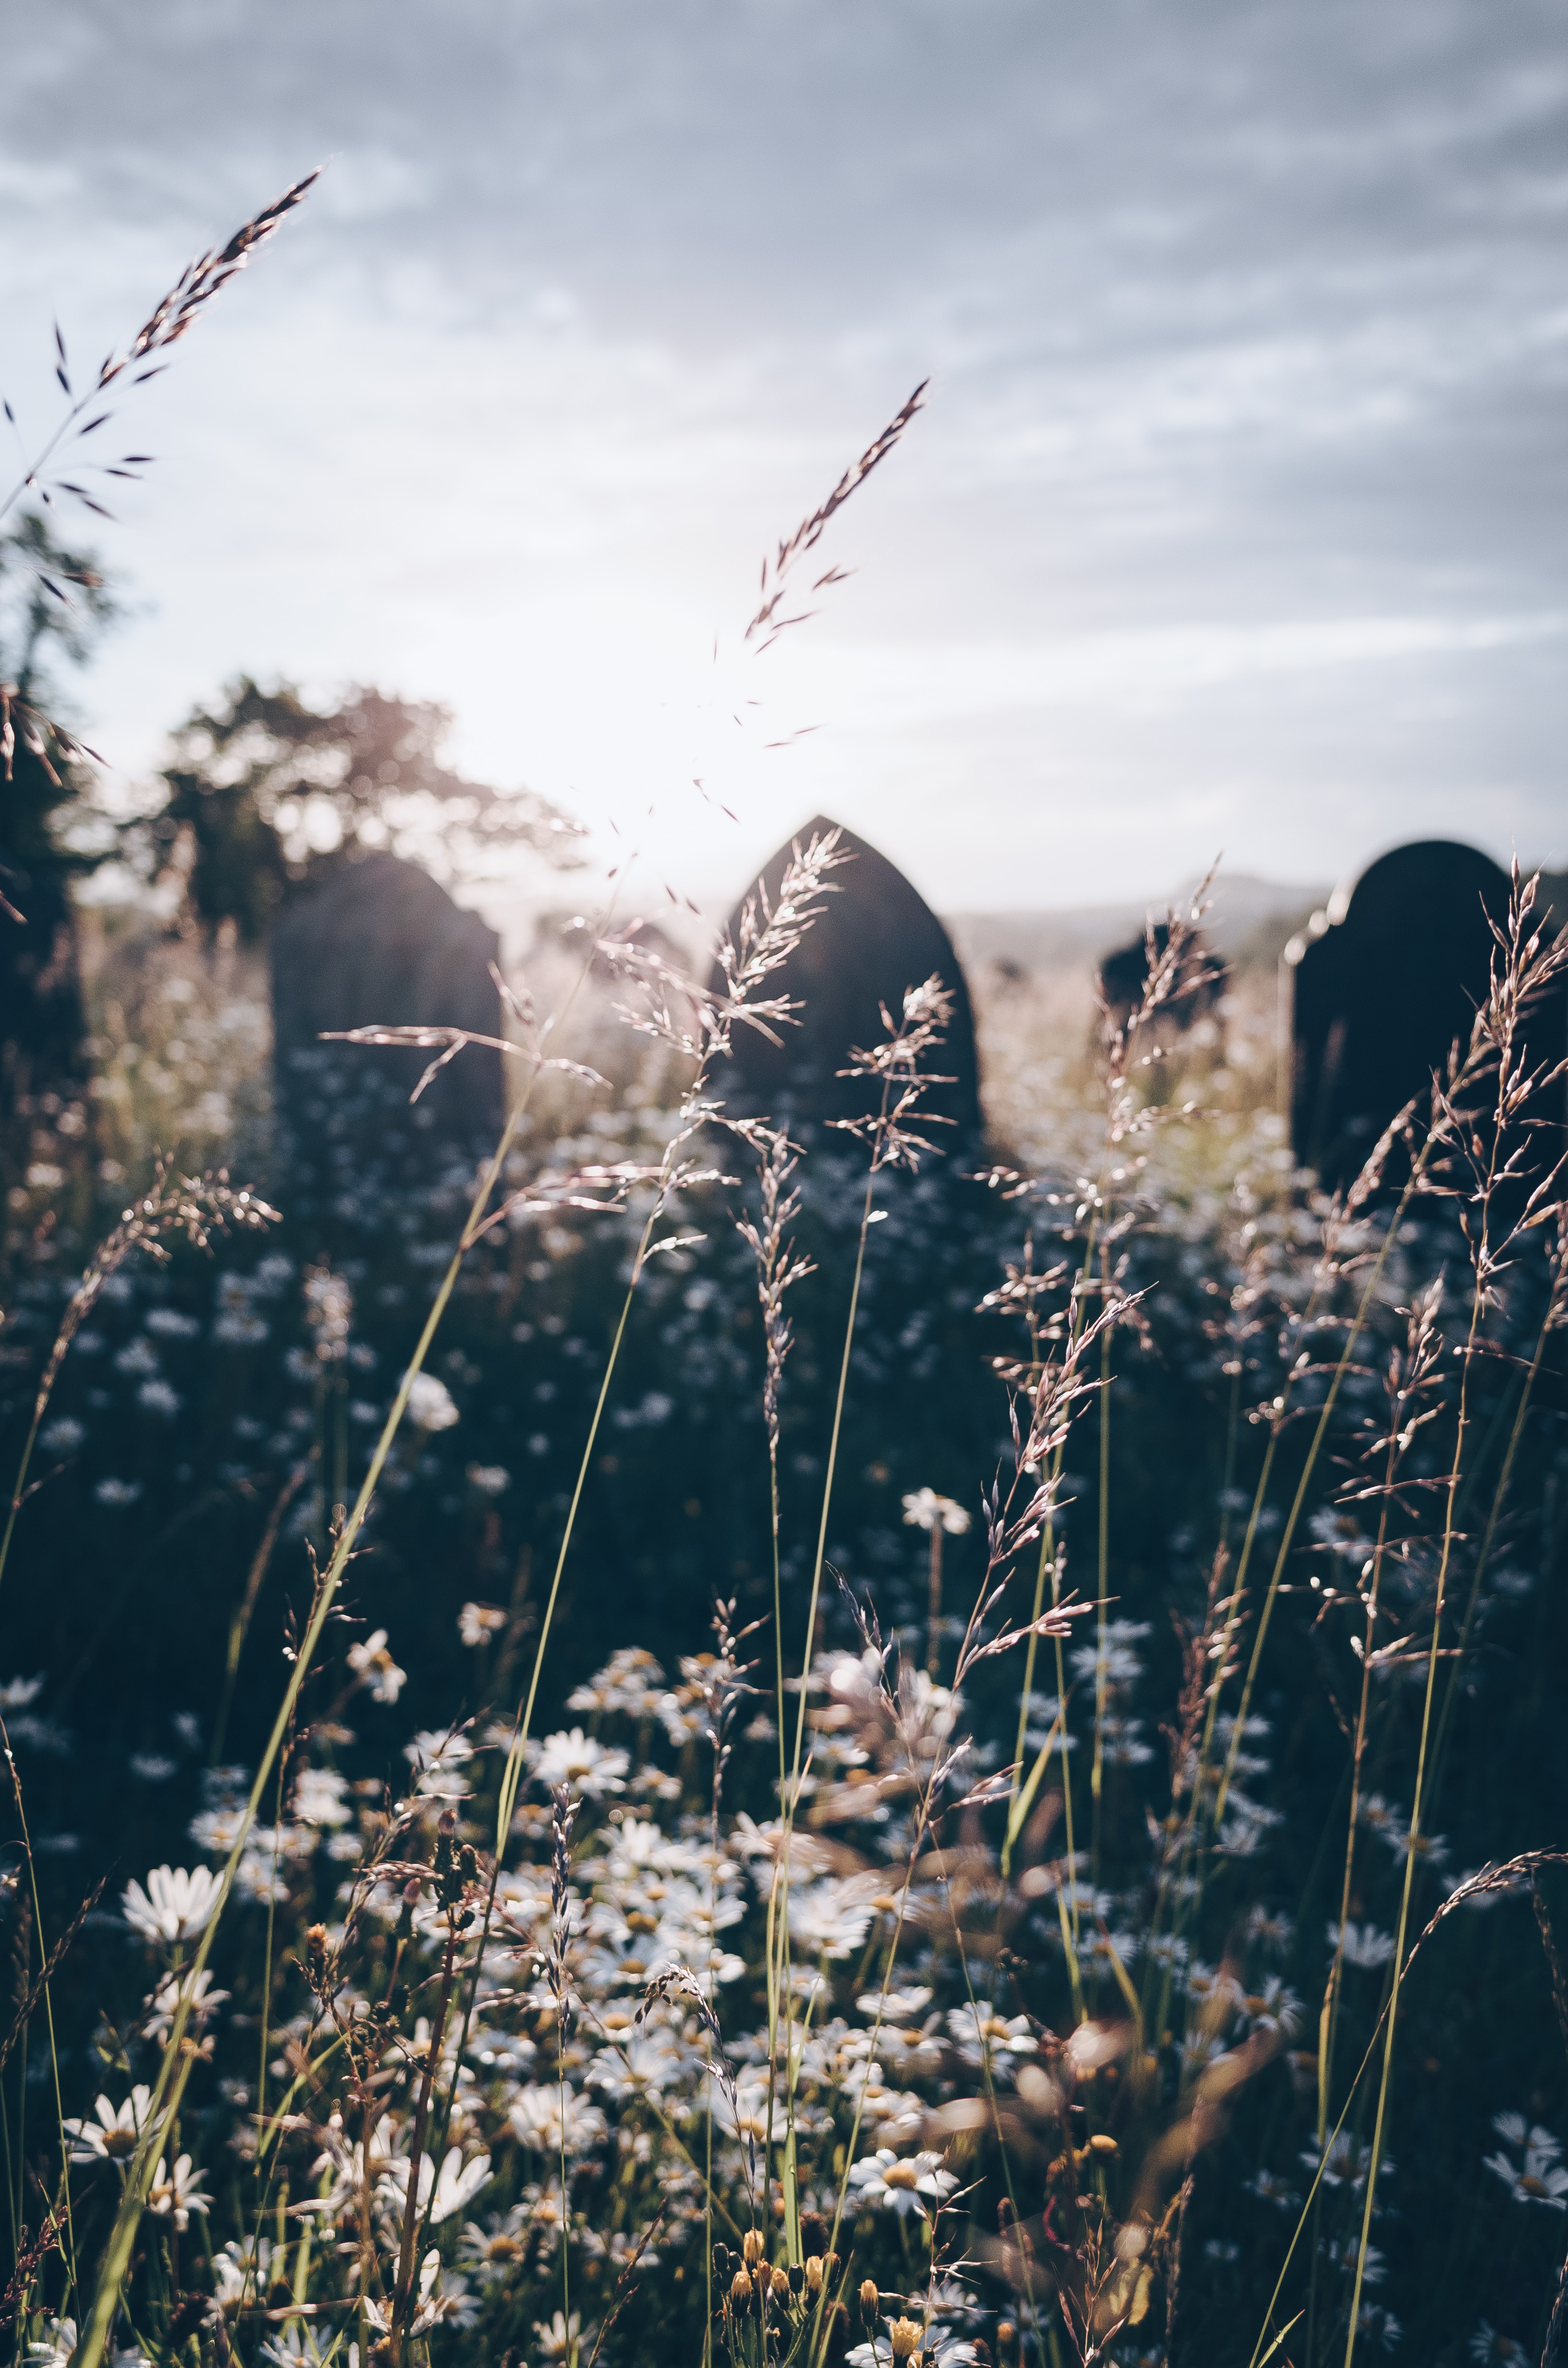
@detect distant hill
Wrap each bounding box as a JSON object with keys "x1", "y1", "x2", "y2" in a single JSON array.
[{"x1": 945, "y1": 871, "x2": 1329, "y2": 978}]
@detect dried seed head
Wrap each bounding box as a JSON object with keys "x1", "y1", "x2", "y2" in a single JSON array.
[
  {"x1": 742, "y1": 2228, "x2": 763, "y2": 2268},
  {"x1": 729, "y1": 2272, "x2": 753, "y2": 2314},
  {"x1": 892, "y1": 2322, "x2": 924, "y2": 2363},
  {"x1": 804, "y1": 2256, "x2": 823, "y2": 2295},
  {"x1": 771, "y1": 2268, "x2": 791, "y2": 2303},
  {"x1": 860, "y1": 2280, "x2": 880, "y2": 2328}
]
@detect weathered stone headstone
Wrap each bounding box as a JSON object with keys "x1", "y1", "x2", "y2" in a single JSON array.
[
  {"x1": 709, "y1": 816, "x2": 982, "y2": 1146},
  {"x1": 1098, "y1": 921, "x2": 1227, "y2": 1043},
  {"x1": 1287, "y1": 839, "x2": 1566, "y2": 1190},
  {"x1": 270, "y1": 854, "x2": 504, "y2": 1205}
]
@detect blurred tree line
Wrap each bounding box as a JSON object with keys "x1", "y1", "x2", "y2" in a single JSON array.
[{"x1": 1, "y1": 512, "x2": 577, "y2": 1141}]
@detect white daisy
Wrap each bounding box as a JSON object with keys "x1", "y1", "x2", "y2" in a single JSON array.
[{"x1": 122, "y1": 1864, "x2": 222, "y2": 1945}]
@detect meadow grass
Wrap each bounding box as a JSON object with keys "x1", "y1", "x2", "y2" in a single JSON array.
[{"x1": 1, "y1": 856, "x2": 1565, "y2": 2368}]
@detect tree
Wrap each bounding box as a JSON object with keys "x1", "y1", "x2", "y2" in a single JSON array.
[
  {"x1": 0, "y1": 511, "x2": 120, "y2": 1123},
  {"x1": 148, "y1": 678, "x2": 582, "y2": 941},
  {"x1": 0, "y1": 508, "x2": 118, "y2": 869}
]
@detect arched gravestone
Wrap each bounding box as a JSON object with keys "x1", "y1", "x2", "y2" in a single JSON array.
[
  {"x1": 708, "y1": 817, "x2": 982, "y2": 1145},
  {"x1": 270, "y1": 854, "x2": 504, "y2": 1207},
  {"x1": 1287, "y1": 839, "x2": 1567, "y2": 1191},
  {"x1": 1098, "y1": 921, "x2": 1228, "y2": 1042}
]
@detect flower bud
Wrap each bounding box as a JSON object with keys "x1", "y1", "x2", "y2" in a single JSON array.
[
  {"x1": 804, "y1": 2256, "x2": 824, "y2": 2297},
  {"x1": 729, "y1": 2270, "x2": 754, "y2": 2315},
  {"x1": 1087, "y1": 2133, "x2": 1118, "y2": 2157},
  {"x1": 771, "y1": 2267, "x2": 791, "y2": 2304},
  {"x1": 787, "y1": 2262, "x2": 804, "y2": 2296},
  {"x1": 860, "y1": 2280, "x2": 880, "y2": 2329},
  {"x1": 742, "y1": 2228, "x2": 764, "y2": 2268}
]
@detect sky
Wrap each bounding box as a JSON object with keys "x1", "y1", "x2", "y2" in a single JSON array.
[{"x1": 2, "y1": 0, "x2": 1565, "y2": 927}]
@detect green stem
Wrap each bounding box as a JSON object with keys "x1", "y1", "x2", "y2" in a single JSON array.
[
  {"x1": 1215, "y1": 1193, "x2": 1412, "y2": 1829},
  {"x1": 72, "y1": 1045, "x2": 551, "y2": 2368},
  {"x1": 1090, "y1": 1306, "x2": 1112, "y2": 1869},
  {"x1": 1428, "y1": 1318, "x2": 1549, "y2": 1806},
  {"x1": 788, "y1": 1158, "x2": 876, "y2": 1801},
  {"x1": 1343, "y1": 1305, "x2": 1479, "y2": 2365}
]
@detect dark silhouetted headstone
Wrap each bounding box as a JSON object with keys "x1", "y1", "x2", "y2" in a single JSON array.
[
  {"x1": 270, "y1": 855, "x2": 504, "y2": 1206},
  {"x1": 1288, "y1": 839, "x2": 1566, "y2": 1191},
  {"x1": 1098, "y1": 921, "x2": 1228, "y2": 1042},
  {"x1": 709, "y1": 816, "x2": 982, "y2": 1145}
]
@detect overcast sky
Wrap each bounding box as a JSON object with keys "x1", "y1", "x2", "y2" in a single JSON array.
[{"x1": 2, "y1": 0, "x2": 1564, "y2": 924}]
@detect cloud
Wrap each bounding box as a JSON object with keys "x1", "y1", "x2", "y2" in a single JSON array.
[{"x1": 1, "y1": 0, "x2": 1564, "y2": 906}]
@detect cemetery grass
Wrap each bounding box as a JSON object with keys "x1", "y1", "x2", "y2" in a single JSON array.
[{"x1": 1, "y1": 862, "x2": 1568, "y2": 2368}]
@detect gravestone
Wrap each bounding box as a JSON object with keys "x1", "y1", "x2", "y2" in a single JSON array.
[
  {"x1": 1098, "y1": 921, "x2": 1227, "y2": 1043},
  {"x1": 708, "y1": 816, "x2": 983, "y2": 1146},
  {"x1": 270, "y1": 854, "x2": 504, "y2": 1206},
  {"x1": 1287, "y1": 839, "x2": 1567, "y2": 1191}
]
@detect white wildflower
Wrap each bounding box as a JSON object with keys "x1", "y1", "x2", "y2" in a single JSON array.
[
  {"x1": 405, "y1": 1729, "x2": 476, "y2": 1801},
  {"x1": 1470, "y1": 2324, "x2": 1529, "y2": 2366},
  {"x1": 26, "y1": 2317, "x2": 77, "y2": 2368},
  {"x1": 146, "y1": 2151, "x2": 211, "y2": 2229},
  {"x1": 378, "y1": 2146, "x2": 491, "y2": 2226},
  {"x1": 405, "y1": 1371, "x2": 459, "y2": 1431},
  {"x1": 507, "y1": 2085, "x2": 607, "y2": 2157},
  {"x1": 902, "y1": 1488, "x2": 971, "y2": 1536},
  {"x1": 292, "y1": 1768, "x2": 352, "y2": 1829},
  {"x1": 1328, "y1": 1920, "x2": 1396, "y2": 1969},
  {"x1": 347, "y1": 1628, "x2": 406, "y2": 1704},
  {"x1": 62, "y1": 2087, "x2": 154, "y2": 2163},
  {"x1": 366, "y1": 2248, "x2": 443, "y2": 2338},
  {"x1": 1482, "y1": 2112, "x2": 1568, "y2": 2208},
  {"x1": 122, "y1": 1864, "x2": 221, "y2": 1946},
  {"x1": 144, "y1": 1967, "x2": 229, "y2": 2044},
  {"x1": 847, "y1": 2146, "x2": 958, "y2": 2219},
  {"x1": 458, "y1": 1601, "x2": 508, "y2": 1647},
  {"x1": 567, "y1": 1647, "x2": 668, "y2": 1717},
  {"x1": 945, "y1": 2005, "x2": 1038, "y2": 2072},
  {"x1": 534, "y1": 2312, "x2": 588, "y2": 2364},
  {"x1": 532, "y1": 1728, "x2": 628, "y2": 1800}
]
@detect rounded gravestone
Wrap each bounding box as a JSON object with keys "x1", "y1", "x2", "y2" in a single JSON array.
[
  {"x1": 1288, "y1": 839, "x2": 1565, "y2": 1191},
  {"x1": 270, "y1": 853, "x2": 504, "y2": 1213},
  {"x1": 707, "y1": 816, "x2": 982, "y2": 1147},
  {"x1": 1098, "y1": 921, "x2": 1227, "y2": 1042}
]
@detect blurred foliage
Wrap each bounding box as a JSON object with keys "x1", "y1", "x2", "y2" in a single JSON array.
[
  {"x1": 2, "y1": 929, "x2": 1568, "y2": 2358},
  {"x1": 143, "y1": 677, "x2": 583, "y2": 941},
  {"x1": 0, "y1": 511, "x2": 121, "y2": 1130}
]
